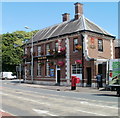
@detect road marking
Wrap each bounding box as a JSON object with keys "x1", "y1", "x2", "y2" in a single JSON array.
[
  {"x1": 3, "y1": 86, "x2": 118, "y2": 104},
  {"x1": 33, "y1": 109, "x2": 57, "y2": 116},
  {"x1": 1, "y1": 92, "x2": 51, "y2": 106},
  {"x1": 0, "y1": 109, "x2": 16, "y2": 116},
  {"x1": 80, "y1": 101, "x2": 118, "y2": 109},
  {"x1": 0, "y1": 109, "x2": 5, "y2": 112},
  {"x1": 2, "y1": 88, "x2": 118, "y2": 110},
  {"x1": 77, "y1": 109, "x2": 107, "y2": 116}
]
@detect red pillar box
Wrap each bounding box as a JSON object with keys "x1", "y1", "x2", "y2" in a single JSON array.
[
  {"x1": 71, "y1": 76, "x2": 77, "y2": 90},
  {"x1": 76, "y1": 78, "x2": 80, "y2": 84}
]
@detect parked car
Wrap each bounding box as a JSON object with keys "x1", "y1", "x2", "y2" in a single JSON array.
[{"x1": 1, "y1": 72, "x2": 16, "y2": 80}]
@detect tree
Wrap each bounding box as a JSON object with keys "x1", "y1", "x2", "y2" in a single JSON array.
[{"x1": 2, "y1": 30, "x2": 38, "y2": 74}]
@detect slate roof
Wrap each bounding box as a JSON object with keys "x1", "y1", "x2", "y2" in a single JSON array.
[{"x1": 29, "y1": 15, "x2": 115, "y2": 43}]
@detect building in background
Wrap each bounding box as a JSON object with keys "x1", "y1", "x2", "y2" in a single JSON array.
[
  {"x1": 114, "y1": 40, "x2": 120, "y2": 59},
  {"x1": 22, "y1": 3, "x2": 115, "y2": 87}
]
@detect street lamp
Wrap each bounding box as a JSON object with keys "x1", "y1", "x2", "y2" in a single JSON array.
[{"x1": 24, "y1": 26, "x2": 34, "y2": 84}]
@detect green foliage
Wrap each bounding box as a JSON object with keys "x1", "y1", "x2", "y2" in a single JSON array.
[{"x1": 2, "y1": 30, "x2": 38, "y2": 73}]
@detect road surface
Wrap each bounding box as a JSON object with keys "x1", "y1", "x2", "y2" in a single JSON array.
[{"x1": 0, "y1": 80, "x2": 119, "y2": 117}]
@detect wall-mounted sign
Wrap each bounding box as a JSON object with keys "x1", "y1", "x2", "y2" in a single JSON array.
[
  {"x1": 50, "y1": 69, "x2": 55, "y2": 77},
  {"x1": 38, "y1": 56, "x2": 47, "y2": 60},
  {"x1": 90, "y1": 37, "x2": 96, "y2": 49}
]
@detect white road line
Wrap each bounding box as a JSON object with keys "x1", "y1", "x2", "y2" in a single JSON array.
[
  {"x1": 77, "y1": 109, "x2": 107, "y2": 116},
  {"x1": 33, "y1": 109, "x2": 57, "y2": 116},
  {"x1": 1, "y1": 89, "x2": 118, "y2": 110},
  {"x1": 1, "y1": 92, "x2": 51, "y2": 106},
  {"x1": 80, "y1": 101, "x2": 118, "y2": 109},
  {"x1": 2, "y1": 87, "x2": 118, "y2": 104},
  {"x1": 0, "y1": 108, "x2": 16, "y2": 116},
  {"x1": 0, "y1": 109, "x2": 5, "y2": 112}
]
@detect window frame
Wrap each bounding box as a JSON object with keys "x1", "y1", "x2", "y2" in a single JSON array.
[
  {"x1": 46, "y1": 44, "x2": 50, "y2": 55},
  {"x1": 46, "y1": 62, "x2": 50, "y2": 77},
  {"x1": 37, "y1": 63, "x2": 41, "y2": 76},
  {"x1": 73, "y1": 38, "x2": 78, "y2": 52},
  {"x1": 98, "y1": 39, "x2": 103, "y2": 52},
  {"x1": 38, "y1": 46, "x2": 41, "y2": 56},
  {"x1": 72, "y1": 64, "x2": 82, "y2": 74},
  {"x1": 55, "y1": 42, "x2": 58, "y2": 51}
]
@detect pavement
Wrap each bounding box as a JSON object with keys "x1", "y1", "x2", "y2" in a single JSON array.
[
  {"x1": 18, "y1": 81, "x2": 117, "y2": 95},
  {"x1": 2, "y1": 79, "x2": 117, "y2": 95}
]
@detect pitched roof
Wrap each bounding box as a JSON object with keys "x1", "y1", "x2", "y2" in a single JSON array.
[{"x1": 29, "y1": 15, "x2": 115, "y2": 43}]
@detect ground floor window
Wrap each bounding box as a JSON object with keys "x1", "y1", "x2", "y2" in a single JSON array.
[
  {"x1": 46, "y1": 62, "x2": 50, "y2": 76},
  {"x1": 37, "y1": 63, "x2": 41, "y2": 76},
  {"x1": 72, "y1": 64, "x2": 82, "y2": 74}
]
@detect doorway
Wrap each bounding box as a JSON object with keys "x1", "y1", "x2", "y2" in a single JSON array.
[
  {"x1": 57, "y1": 70, "x2": 60, "y2": 85},
  {"x1": 98, "y1": 64, "x2": 103, "y2": 87},
  {"x1": 86, "y1": 67, "x2": 92, "y2": 87}
]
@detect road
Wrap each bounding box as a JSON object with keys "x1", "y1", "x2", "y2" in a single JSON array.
[{"x1": 0, "y1": 80, "x2": 119, "y2": 117}]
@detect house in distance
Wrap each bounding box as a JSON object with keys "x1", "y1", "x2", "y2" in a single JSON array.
[{"x1": 23, "y1": 3, "x2": 115, "y2": 87}]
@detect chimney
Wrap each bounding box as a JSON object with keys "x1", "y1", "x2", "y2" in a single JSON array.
[
  {"x1": 74, "y1": 2, "x2": 83, "y2": 20},
  {"x1": 62, "y1": 13, "x2": 70, "y2": 22}
]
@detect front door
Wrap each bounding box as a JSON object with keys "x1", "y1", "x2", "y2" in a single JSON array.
[
  {"x1": 86, "y1": 67, "x2": 92, "y2": 87},
  {"x1": 98, "y1": 64, "x2": 103, "y2": 87},
  {"x1": 57, "y1": 70, "x2": 60, "y2": 85}
]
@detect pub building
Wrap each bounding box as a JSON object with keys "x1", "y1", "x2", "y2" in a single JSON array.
[{"x1": 23, "y1": 3, "x2": 115, "y2": 87}]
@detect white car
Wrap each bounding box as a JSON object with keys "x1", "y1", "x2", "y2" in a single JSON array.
[{"x1": 1, "y1": 72, "x2": 16, "y2": 80}]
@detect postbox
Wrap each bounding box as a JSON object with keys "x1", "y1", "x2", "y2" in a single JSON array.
[
  {"x1": 71, "y1": 76, "x2": 80, "y2": 90},
  {"x1": 71, "y1": 76, "x2": 77, "y2": 90},
  {"x1": 76, "y1": 78, "x2": 80, "y2": 84}
]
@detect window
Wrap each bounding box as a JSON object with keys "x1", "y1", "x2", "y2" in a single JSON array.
[
  {"x1": 73, "y1": 38, "x2": 78, "y2": 51},
  {"x1": 98, "y1": 39, "x2": 103, "y2": 52},
  {"x1": 46, "y1": 44, "x2": 50, "y2": 55},
  {"x1": 72, "y1": 64, "x2": 82, "y2": 74},
  {"x1": 38, "y1": 46, "x2": 41, "y2": 56},
  {"x1": 55, "y1": 42, "x2": 58, "y2": 51},
  {"x1": 37, "y1": 63, "x2": 41, "y2": 76},
  {"x1": 46, "y1": 62, "x2": 50, "y2": 76}
]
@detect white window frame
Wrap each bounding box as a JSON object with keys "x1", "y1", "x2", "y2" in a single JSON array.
[
  {"x1": 73, "y1": 38, "x2": 78, "y2": 52},
  {"x1": 55, "y1": 42, "x2": 58, "y2": 51},
  {"x1": 98, "y1": 39, "x2": 103, "y2": 52},
  {"x1": 37, "y1": 63, "x2": 41, "y2": 76},
  {"x1": 72, "y1": 64, "x2": 82, "y2": 74},
  {"x1": 46, "y1": 62, "x2": 50, "y2": 77},
  {"x1": 46, "y1": 44, "x2": 50, "y2": 55},
  {"x1": 38, "y1": 46, "x2": 41, "y2": 56}
]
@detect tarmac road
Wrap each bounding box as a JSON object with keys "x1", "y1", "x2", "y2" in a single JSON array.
[{"x1": 0, "y1": 80, "x2": 119, "y2": 117}]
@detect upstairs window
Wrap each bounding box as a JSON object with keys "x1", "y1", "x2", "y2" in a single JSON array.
[
  {"x1": 46, "y1": 44, "x2": 50, "y2": 55},
  {"x1": 55, "y1": 42, "x2": 58, "y2": 51},
  {"x1": 73, "y1": 38, "x2": 78, "y2": 51},
  {"x1": 38, "y1": 46, "x2": 41, "y2": 56},
  {"x1": 98, "y1": 39, "x2": 103, "y2": 52}
]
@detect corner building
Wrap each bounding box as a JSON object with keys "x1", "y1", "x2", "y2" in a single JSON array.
[{"x1": 23, "y1": 3, "x2": 115, "y2": 87}]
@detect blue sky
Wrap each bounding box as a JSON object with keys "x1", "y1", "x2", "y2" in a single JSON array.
[{"x1": 2, "y1": 2, "x2": 118, "y2": 38}]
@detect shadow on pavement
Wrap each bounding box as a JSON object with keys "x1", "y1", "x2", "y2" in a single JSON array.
[
  {"x1": 10, "y1": 80, "x2": 24, "y2": 84},
  {"x1": 92, "y1": 93, "x2": 118, "y2": 97}
]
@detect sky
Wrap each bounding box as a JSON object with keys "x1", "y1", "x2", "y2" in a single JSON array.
[{"x1": 1, "y1": 2, "x2": 118, "y2": 38}]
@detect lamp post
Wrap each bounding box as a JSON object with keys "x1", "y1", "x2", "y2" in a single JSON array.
[{"x1": 24, "y1": 26, "x2": 34, "y2": 84}]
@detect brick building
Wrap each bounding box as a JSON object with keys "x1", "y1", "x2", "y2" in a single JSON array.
[
  {"x1": 114, "y1": 40, "x2": 120, "y2": 59},
  {"x1": 23, "y1": 3, "x2": 115, "y2": 87}
]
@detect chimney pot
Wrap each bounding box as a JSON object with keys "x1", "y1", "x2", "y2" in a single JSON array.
[
  {"x1": 62, "y1": 13, "x2": 70, "y2": 22},
  {"x1": 74, "y1": 2, "x2": 83, "y2": 20}
]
